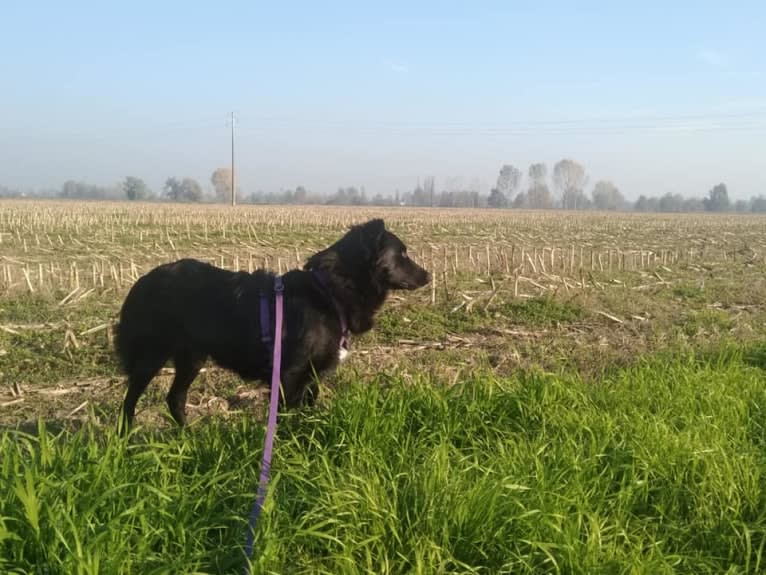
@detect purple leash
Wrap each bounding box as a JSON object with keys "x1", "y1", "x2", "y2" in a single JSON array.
[
  {"x1": 244, "y1": 275, "x2": 284, "y2": 573},
  {"x1": 243, "y1": 271, "x2": 349, "y2": 571}
]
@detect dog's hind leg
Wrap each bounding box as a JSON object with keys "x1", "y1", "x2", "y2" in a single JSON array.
[
  {"x1": 120, "y1": 351, "x2": 169, "y2": 434},
  {"x1": 166, "y1": 351, "x2": 205, "y2": 426}
]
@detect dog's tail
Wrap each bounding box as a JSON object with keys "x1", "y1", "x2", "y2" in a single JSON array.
[
  {"x1": 112, "y1": 316, "x2": 130, "y2": 373},
  {"x1": 112, "y1": 280, "x2": 145, "y2": 374}
]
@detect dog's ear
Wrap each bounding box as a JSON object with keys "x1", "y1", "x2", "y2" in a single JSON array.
[{"x1": 359, "y1": 219, "x2": 386, "y2": 246}]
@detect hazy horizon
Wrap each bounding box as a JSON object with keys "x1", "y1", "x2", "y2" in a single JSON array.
[{"x1": 2, "y1": 1, "x2": 765, "y2": 200}]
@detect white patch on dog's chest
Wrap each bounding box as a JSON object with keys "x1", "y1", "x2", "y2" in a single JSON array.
[{"x1": 338, "y1": 346, "x2": 350, "y2": 362}]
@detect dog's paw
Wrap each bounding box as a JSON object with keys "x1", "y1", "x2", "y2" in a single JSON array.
[{"x1": 338, "y1": 347, "x2": 350, "y2": 362}]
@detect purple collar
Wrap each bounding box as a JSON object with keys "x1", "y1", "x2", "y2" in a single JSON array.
[{"x1": 311, "y1": 269, "x2": 349, "y2": 351}]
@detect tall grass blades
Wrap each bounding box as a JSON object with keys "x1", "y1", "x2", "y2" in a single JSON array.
[{"x1": 2, "y1": 349, "x2": 766, "y2": 574}]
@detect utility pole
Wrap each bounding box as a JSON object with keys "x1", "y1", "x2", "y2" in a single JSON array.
[{"x1": 230, "y1": 111, "x2": 236, "y2": 206}]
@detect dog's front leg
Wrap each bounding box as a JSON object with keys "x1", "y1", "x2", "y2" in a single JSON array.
[{"x1": 279, "y1": 363, "x2": 320, "y2": 409}]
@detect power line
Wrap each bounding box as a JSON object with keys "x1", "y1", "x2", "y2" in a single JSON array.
[
  {"x1": 242, "y1": 106, "x2": 766, "y2": 125},
  {"x1": 236, "y1": 108, "x2": 766, "y2": 136},
  {"x1": 238, "y1": 122, "x2": 766, "y2": 137},
  {"x1": 42, "y1": 107, "x2": 766, "y2": 144},
  {"x1": 230, "y1": 111, "x2": 236, "y2": 207}
]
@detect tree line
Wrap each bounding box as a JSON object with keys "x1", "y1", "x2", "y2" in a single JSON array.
[
  {"x1": 484, "y1": 160, "x2": 765, "y2": 213},
  {"x1": 2, "y1": 160, "x2": 765, "y2": 213}
]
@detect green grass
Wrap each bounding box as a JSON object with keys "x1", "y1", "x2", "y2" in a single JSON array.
[
  {"x1": 672, "y1": 283, "x2": 706, "y2": 302},
  {"x1": 372, "y1": 305, "x2": 486, "y2": 342},
  {"x1": 2, "y1": 346, "x2": 766, "y2": 574},
  {"x1": 369, "y1": 297, "x2": 586, "y2": 344},
  {"x1": 496, "y1": 296, "x2": 586, "y2": 325},
  {"x1": 0, "y1": 294, "x2": 119, "y2": 388},
  {"x1": 682, "y1": 309, "x2": 736, "y2": 337}
]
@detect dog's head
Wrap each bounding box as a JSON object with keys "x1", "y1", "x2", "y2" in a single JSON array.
[
  {"x1": 361, "y1": 219, "x2": 431, "y2": 290},
  {"x1": 305, "y1": 218, "x2": 430, "y2": 291}
]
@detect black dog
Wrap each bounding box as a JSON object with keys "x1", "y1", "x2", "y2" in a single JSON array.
[{"x1": 115, "y1": 218, "x2": 430, "y2": 431}]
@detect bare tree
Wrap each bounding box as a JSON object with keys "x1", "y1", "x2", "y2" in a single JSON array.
[
  {"x1": 634, "y1": 195, "x2": 658, "y2": 212},
  {"x1": 528, "y1": 163, "x2": 547, "y2": 187},
  {"x1": 123, "y1": 176, "x2": 148, "y2": 201},
  {"x1": 211, "y1": 168, "x2": 233, "y2": 203},
  {"x1": 488, "y1": 187, "x2": 508, "y2": 208},
  {"x1": 704, "y1": 183, "x2": 730, "y2": 212},
  {"x1": 164, "y1": 177, "x2": 203, "y2": 202},
  {"x1": 424, "y1": 176, "x2": 436, "y2": 207},
  {"x1": 526, "y1": 163, "x2": 553, "y2": 209},
  {"x1": 527, "y1": 186, "x2": 553, "y2": 209},
  {"x1": 750, "y1": 196, "x2": 766, "y2": 212},
  {"x1": 553, "y1": 159, "x2": 588, "y2": 210},
  {"x1": 491, "y1": 164, "x2": 521, "y2": 207},
  {"x1": 61, "y1": 180, "x2": 120, "y2": 200},
  {"x1": 409, "y1": 181, "x2": 427, "y2": 206},
  {"x1": 511, "y1": 191, "x2": 528, "y2": 208},
  {"x1": 591, "y1": 180, "x2": 625, "y2": 211},
  {"x1": 658, "y1": 192, "x2": 685, "y2": 213},
  {"x1": 164, "y1": 177, "x2": 182, "y2": 201}
]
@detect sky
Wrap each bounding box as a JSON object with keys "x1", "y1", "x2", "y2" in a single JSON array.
[{"x1": 1, "y1": 0, "x2": 765, "y2": 200}]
